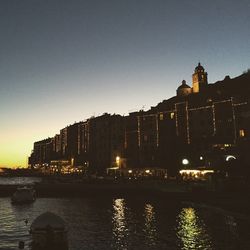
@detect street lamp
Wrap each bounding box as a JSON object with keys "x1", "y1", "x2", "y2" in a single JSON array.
[
  {"x1": 226, "y1": 155, "x2": 236, "y2": 162},
  {"x1": 116, "y1": 156, "x2": 120, "y2": 168},
  {"x1": 182, "y1": 158, "x2": 189, "y2": 165}
]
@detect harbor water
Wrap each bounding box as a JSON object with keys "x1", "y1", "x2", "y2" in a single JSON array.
[
  {"x1": 0, "y1": 177, "x2": 250, "y2": 249},
  {"x1": 0, "y1": 195, "x2": 250, "y2": 250},
  {"x1": 0, "y1": 177, "x2": 41, "y2": 185}
]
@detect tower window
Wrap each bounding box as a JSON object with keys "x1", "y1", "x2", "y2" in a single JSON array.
[{"x1": 239, "y1": 129, "x2": 245, "y2": 137}]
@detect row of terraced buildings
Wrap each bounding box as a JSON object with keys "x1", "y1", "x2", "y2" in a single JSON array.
[{"x1": 29, "y1": 64, "x2": 250, "y2": 176}]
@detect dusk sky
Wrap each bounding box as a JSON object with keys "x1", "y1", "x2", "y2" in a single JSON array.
[{"x1": 0, "y1": 0, "x2": 250, "y2": 167}]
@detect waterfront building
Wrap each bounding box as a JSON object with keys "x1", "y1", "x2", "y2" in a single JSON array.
[
  {"x1": 29, "y1": 138, "x2": 53, "y2": 168},
  {"x1": 79, "y1": 120, "x2": 90, "y2": 169},
  {"x1": 125, "y1": 63, "x2": 250, "y2": 175},
  {"x1": 59, "y1": 122, "x2": 84, "y2": 166},
  {"x1": 124, "y1": 110, "x2": 144, "y2": 169},
  {"x1": 29, "y1": 63, "x2": 250, "y2": 177},
  {"x1": 52, "y1": 134, "x2": 62, "y2": 160},
  {"x1": 88, "y1": 113, "x2": 125, "y2": 174}
]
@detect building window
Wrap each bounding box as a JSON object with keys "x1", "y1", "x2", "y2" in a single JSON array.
[
  {"x1": 239, "y1": 129, "x2": 245, "y2": 137},
  {"x1": 170, "y1": 112, "x2": 175, "y2": 119},
  {"x1": 159, "y1": 113, "x2": 164, "y2": 120}
]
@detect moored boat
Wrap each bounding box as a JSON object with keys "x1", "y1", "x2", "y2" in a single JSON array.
[{"x1": 11, "y1": 186, "x2": 36, "y2": 204}]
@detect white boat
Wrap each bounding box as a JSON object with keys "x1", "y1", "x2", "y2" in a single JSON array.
[
  {"x1": 30, "y1": 212, "x2": 68, "y2": 250},
  {"x1": 11, "y1": 186, "x2": 36, "y2": 204}
]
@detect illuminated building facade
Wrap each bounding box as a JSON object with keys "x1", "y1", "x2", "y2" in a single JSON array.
[
  {"x1": 29, "y1": 138, "x2": 53, "y2": 167},
  {"x1": 29, "y1": 63, "x2": 250, "y2": 176},
  {"x1": 59, "y1": 122, "x2": 83, "y2": 165},
  {"x1": 52, "y1": 134, "x2": 62, "y2": 160},
  {"x1": 192, "y1": 62, "x2": 208, "y2": 93},
  {"x1": 125, "y1": 63, "x2": 250, "y2": 175},
  {"x1": 29, "y1": 114, "x2": 125, "y2": 174}
]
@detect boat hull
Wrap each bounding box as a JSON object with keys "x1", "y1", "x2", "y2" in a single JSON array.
[{"x1": 11, "y1": 186, "x2": 36, "y2": 204}]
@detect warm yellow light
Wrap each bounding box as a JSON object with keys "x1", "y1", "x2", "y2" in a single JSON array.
[
  {"x1": 202, "y1": 170, "x2": 214, "y2": 174},
  {"x1": 145, "y1": 169, "x2": 150, "y2": 173},
  {"x1": 128, "y1": 170, "x2": 132, "y2": 173},
  {"x1": 116, "y1": 156, "x2": 120, "y2": 164},
  {"x1": 179, "y1": 169, "x2": 214, "y2": 175},
  {"x1": 239, "y1": 129, "x2": 245, "y2": 137},
  {"x1": 179, "y1": 169, "x2": 199, "y2": 175},
  {"x1": 177, "y1": 207, "x2": 211, "y2": 249}
]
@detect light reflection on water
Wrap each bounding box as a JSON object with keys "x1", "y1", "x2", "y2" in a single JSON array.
[
  {"x1": 0, "y1": 197, "x2": 250, "y2": 249},
  {"x1": 111, "y1": 200, "x2": 158, "y2": 249},
  {"x1": 143, "y1": 203, "x2": 157, "y2": 247},
  {"x1": 112, "y1": 198, "x2": 128, "y2": 249},
  {"x1": 176, "y1": 207, "x2": 213, "y2": 250}
]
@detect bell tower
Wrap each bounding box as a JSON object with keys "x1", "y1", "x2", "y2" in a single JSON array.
[{"x1": 192, "y1": 62, "x2": 208, "y2": 93}]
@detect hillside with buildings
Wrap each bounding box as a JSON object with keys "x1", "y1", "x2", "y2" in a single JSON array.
[{"x1": 29, "y1": 63, "x2": 250, "y2": 178}]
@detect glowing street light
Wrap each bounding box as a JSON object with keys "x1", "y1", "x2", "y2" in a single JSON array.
[
  {"x1": 225, "y1": 155, "x2": 236, "y2": 162},
  {"x1": 182, "y1": 159, "x2": 189, "y2": 165},
  {"x1": 116, "y1": 156, "x2": 120, "y2": 168}
]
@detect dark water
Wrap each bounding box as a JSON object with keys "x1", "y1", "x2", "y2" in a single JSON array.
[{"x1": 0, "y1": 196, "x2": 250, "y2": 250}]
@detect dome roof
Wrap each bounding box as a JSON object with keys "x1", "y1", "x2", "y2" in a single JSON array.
[
  {"x1": 177, "y1": 80, "x2": 191, "y2": 90},
  {"x1": 30, "y1": 212, "x2": 66, "y2": 231},
  {"x1": 195, "y1": 62, "x2": 204, "y2": 72}
]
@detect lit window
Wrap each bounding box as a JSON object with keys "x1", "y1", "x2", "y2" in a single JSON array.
[
  {"x1": 159, "y1": 113, "x2": 164, "y2": 120},
  {"x1": 239, "y1": 129, "x2": 245, "y2": 137},
  {"x1": 170, "y1": 112, "x2": 175, "y2": 119}
]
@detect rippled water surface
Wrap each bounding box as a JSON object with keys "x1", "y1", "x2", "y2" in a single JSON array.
[
  {"x1": 0, "y1": 177, "x2": 41, "y2": 185},
  {"x1": 0, "y1": 196, "x2": 250, "y2": 250}
]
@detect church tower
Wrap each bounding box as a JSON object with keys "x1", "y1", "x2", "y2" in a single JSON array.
[{"x1": 192, "y1": 62, "x2": 208, "y2": 93}]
